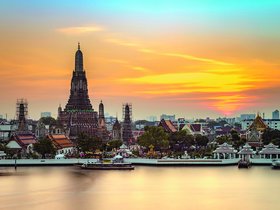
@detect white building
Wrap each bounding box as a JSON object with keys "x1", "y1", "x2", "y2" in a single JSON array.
[
  {"x1": 241, "y1": 119, "x2": 280, "y2": 130},
  {"x1": 160, "y1": 114, "x2": 176, "y2": 121},
  {"x1": 213, "y1": 143, "x2": 237, "y2": 159},
  {"x1": 272, "y1": 110, "x2": 279, "y2": 120},
  {"x1": 240, "y1": 114, "x2": 256, "y2": 121},
  {"x1": 41, "y1": 112, "x2": 51, "y2": 118},
  {"x1": 259, "y1": 143, "x2": 280, "y2": 159},
  {"x1": 238, "y1": 143, "x2": 256, "y2": 159},
  {"x1": 0, "y1": 124, "x2": 17, "y2": 141}
]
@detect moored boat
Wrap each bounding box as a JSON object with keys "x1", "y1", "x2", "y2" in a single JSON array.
[
  {"x1": 80, "y1": 155, "x2": 134, "y2": 170},
  {"x1": 80, "y1": 162, "x2": 134, "y2": 170},
  {"x1": 272, "y1": 160, "x2": 280, "y2": 169},
  {"x1": 238, "y1": 159, "x2": 251, "y2": 168}
]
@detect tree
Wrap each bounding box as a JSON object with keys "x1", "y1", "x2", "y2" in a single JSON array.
[
  {"x1": 0, "y1": 143, "x2": 7, "y2": 153},
  {"x1": 33, "y1": 138, "x2": 56, "y2": 158},
  {"x1": 39, "y1": 117, "x2": 57, "y2": 126},
  {"x1": 230, "y1": 130, "x2": 240, "y2": 142},
  {"x1": 76, "y1": 132, "x2": 102, "y2": 153},
  {"x1": 169, "y1": 130, "x2": 195, "y2": 151},
  {"x1": 229, "y1": 130, "x2": 245, "y2": 149},
  {"x1": 262, "y1": 128, "x2": 280, "y2": 145},
  {"x1": 107, "y1": 139, "x2": 122, "y2": 150},
  {"x1": 272, "y1": 138, "x2": 280, "y2": 147},
  {"x1": 216, "y1": 135, "x2": 231, "y2": 145},
  {"x1": 138, "y1": 126, "x2": 169, "y2": 150},
  {"x1": 195, "y1": 134, "x2": 209, "y2": 147}
]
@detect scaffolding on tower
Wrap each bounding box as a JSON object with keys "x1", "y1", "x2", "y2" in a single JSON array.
[
  {"x1": 122, "y1": 103, "x2": 132, "y2": 121},
  {"x1": 122, "y1": 103, "x2": 133, "y2": 145},
  {"x1": 16, "y1": 98, "x2": 28, "y2": 131}
]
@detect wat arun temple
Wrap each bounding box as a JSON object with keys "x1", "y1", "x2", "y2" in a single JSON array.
[{"x1": 58, "y1": 43, "x2": 108, "y2": 140}]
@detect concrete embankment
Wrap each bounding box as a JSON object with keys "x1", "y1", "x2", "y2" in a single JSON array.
[
  {"x1": 125, "y1": 158, "x2": 240, "y2": 166},
  {"x1": 0, "y1": 159, "x2": 91, "y2": 167},
  {"x1": 0, "y1": 158, "x2": 275, "y2": 167}
]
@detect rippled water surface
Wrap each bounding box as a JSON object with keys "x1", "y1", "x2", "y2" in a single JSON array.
[{"x1": 0, "y1": 166, "x2": 279, "y2": 210}]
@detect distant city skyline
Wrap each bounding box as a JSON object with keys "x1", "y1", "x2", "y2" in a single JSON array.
[{"x1": 1, "y1": 1, "x2": 280, "y2": 120}]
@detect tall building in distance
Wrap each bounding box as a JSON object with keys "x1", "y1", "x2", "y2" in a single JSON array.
[
  {"x1": 160, "y1": 114, "x2": 176, "y2": 121},
  {"x1": 272, "y1": 110, "x2": 279, "y2": 120},
  {"x1": 240, "y1": 114, "x2": 256, "y2": 121},
  {"x1": 41, "y1": 112, "x2": 51, "y2": 118},
  {"x1": 122, "y1": 103, "x2": 134, "y2": 145},
  {"x1": 58, "y1": 43, "x2": 98, "y2": 139}
]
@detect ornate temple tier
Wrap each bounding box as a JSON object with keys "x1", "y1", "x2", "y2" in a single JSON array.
[
  {"x1": 58, "y1": 44, "x2": 99, "y2": 138},
  {"x1": 65, "y1": 43, "x2": 92, "y2": 111}
]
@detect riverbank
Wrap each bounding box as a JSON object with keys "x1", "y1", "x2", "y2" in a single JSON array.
[{"x1": 0, "y1": 158, "x2": 276, "y2": 167}]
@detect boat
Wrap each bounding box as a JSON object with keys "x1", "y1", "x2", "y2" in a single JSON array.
[
  {"x1": 238, "y1": 159, "x2": 251, "y2": 168},
  {"x1": 80, "y1": 162, "x2": 134, "y2": 170},
  {"x1": 272, "y1": 160, "x2": 280, "y2": 169},
  {"x1": 80, "y1": 155, "x2": 134, "y2": 170}
]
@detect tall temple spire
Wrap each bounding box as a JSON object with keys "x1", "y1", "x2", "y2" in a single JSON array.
[
  {"x1": 99, "y1": 100, "x2": 104, "y2": 119},
  {"x1": 58, "y1": 44, "x2": 101, "y2": 139},
  {"x1": 75, "y1": 42, "x2": 83, "y2": 72},
  {"x1": 65, "y1": 44, "x2": 92, "y2": 111},
  {"x1": 122, "y1": 103, "x2": 133, "y2": 145}
]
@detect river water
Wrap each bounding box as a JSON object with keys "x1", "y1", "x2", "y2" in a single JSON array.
[{"x1": 0, "y1": 166, "x2": 279, "y2": 210}]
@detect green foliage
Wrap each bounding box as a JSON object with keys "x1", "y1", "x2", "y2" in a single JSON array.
[
  {"x1": 233, "y1": 137, "x2": 246, "y2": 149},
  {"x1": 169, "y1": 130, "x2": 195, "y2": 151},
  {"x1": 39, "y1": 117, "x2": 57, "y2": 126},
  {"x1": 0, "y1": 143, "x2": 7, "y2": 153},
  {"x1": 107, "y1": 139, "x2": 122, "y2": 150},
  {"x1": 272, "y1": 138, "x2": 280, "y2": 147},
  {"x1": 229, "y1": 130, "x2": 245, "y2": 149},
  {"x1": 195, "y1": 134, "x2": 209, "y2": 147},
  {"x1": 216, "y1": 135, "x2": 231, "y2": 145},
  {"x1": 138, "y1": 126, "x2": 169, "y2": 150},
  {"x1": 33, "y1": 138, "x2": 56, "y2": 158},
  {"x1": 76, "y1": 132, "x2": 103, "y2": 152},
  {"x1": 132, "y1": 150, "x2": 140, "y2": 157},
  {"x1": 231, "y1": 132, "x2": 240, "y2": 142},
  {"x1": 262, "y1": 128, "x2": 280, "y2": 145}
]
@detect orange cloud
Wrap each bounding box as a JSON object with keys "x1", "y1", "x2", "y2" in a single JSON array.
[{"x1": 56, "y1": 25, "x2": 103, "y2": 35}]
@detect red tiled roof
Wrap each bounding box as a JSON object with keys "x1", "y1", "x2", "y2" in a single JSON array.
[
  {"x1": 190, "y1": 124, "x2": 201, "y2": 132},
  {"x1": 11, "y1": 132, "x2": 37, "y2": 148},
  {"x1": 48, "y1": 134, "x2": 74, "y2": 149},
  {"x1": 158, "y1": 119, "x2": 177, "y2": 133}
]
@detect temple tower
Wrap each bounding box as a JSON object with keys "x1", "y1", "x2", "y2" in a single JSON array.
[
  {"x1": 112, "y1": 118, "x2": 121, "y2": 140},
  {"x1": 16, "y1": 99, "x2": 28, "y2": 131},
  {"x1": 65, "y1": 43, "x2": 92, "y2": 111},
  {"x1": 122, "y1": 103, "x2": 134, "y2": 145},
  {"x1": 58, "y1": 43, "x2": 98, "y2": 139},
  {"x1": 98, "y1": 100, "x2": 106, "y2": 128}
]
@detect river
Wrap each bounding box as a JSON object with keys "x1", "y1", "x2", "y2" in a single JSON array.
[{"x1": 0, "y1": 166, "x2": 279, "y2": 210}]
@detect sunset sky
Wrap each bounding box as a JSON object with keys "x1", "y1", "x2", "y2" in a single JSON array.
[{"x1": 0, "y1": 0, "x2": 280, "y2": 120}]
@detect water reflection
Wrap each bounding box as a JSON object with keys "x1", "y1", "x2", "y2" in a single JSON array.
[{"x1": 0, "y1": 166, "x2": 279, "y2": 210}]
